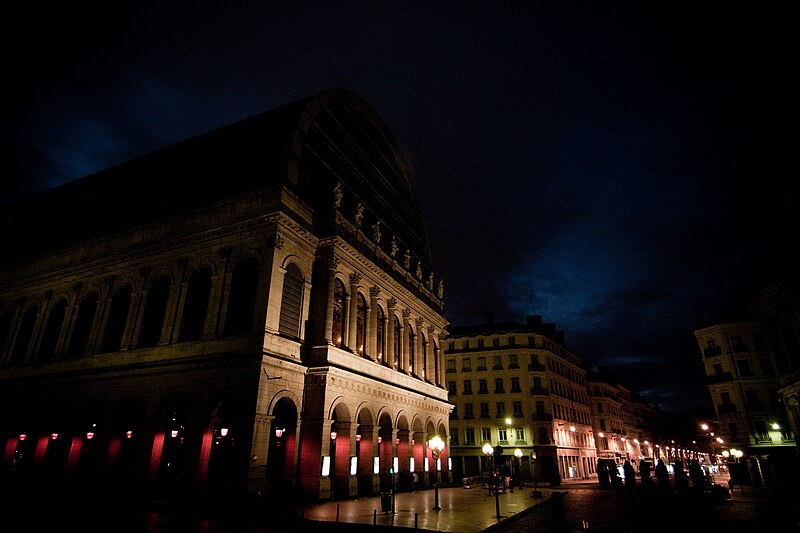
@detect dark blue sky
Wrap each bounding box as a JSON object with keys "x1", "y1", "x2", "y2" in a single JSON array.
[{"x1": 1, "y1": 3, "x2": 789, "y2": 415}]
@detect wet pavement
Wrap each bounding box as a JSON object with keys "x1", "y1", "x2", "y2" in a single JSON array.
[
  {"x1": 10, "y1": 472, "x2": 794, "y2": 532},
  {"x1": 295, "y1": 482, "x2": 554, "y2": 532}
]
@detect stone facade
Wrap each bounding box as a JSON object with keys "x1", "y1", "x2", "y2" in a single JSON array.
[{"x1": 0, "y1": 89, "x2": 451, "y2": 505}]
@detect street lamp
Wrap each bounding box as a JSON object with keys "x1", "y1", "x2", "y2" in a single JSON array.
[
  {"x1": 428, "y1": 435, "x2": 445, "y2": 511},
  {"x1": 482, "y1": 443, "x2": 494, "y2": 495},
  {"x1": 482, "y1": 443, "x2": 501, "y2": 518},
  {"x1": 514, "y1": 448, "x2": 523, "y2": 487}
]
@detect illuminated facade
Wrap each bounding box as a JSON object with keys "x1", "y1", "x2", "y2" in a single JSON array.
[
  {"x1": 750, "y1": 275, "x2": 800, "y2": 462},
  {"x1": 444, "y1": 315, "x2": 597, "y2": 484},
  {"x1": 0, "y1": 89, "x2": 451, "y2": 505},
  {"x1": 586, "y1": 369, "x2": 657, "y2": 464},
  {"x1": 695, "y1": 319, "x2": 798, "y2": 489}
]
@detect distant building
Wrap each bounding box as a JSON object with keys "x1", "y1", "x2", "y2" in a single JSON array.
[
  {"x1": 586, "y1": 368, "x2": 655, "y2": 464},
  {"x1": 0, "y1": 89, "x2": 451, "y2": 505},
  {"x1": 444, "y1": 315, "x2": 598, "y2": 484}
]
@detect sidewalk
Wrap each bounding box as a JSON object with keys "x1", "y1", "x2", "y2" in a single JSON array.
[{"x1": 296, "y1": 482, "x2": 556, "y2": 533}]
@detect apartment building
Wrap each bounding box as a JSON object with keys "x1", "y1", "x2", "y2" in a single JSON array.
[
  {"x1": 586, "y1": 368, "x2": 658, "y2": 468},
  {"x1": 444, "y1": 315, "x2": 597, "y2": 484},
  {"x1": 750, "y1": 274, "x2": 800, "y2": 458},
  {"x1": 695, "y1": 320, "x2": 796, "y2": 488}
]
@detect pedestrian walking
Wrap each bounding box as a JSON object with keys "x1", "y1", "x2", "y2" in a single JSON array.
[
  {"x1": 640, "y1": 459, "x2": 653, "y2": 488},
  {"x1": 655, "y1": 459, "x2": 670, "y2": 491},
  {"x1": 673, "y1": 461, "x2": 689, "y2": 493},
  {"x1": 610, "y1": 463, "x2": 623, "y2": 491},
  {"x1": 623, "y1": 460, "x2": 636, "y2": 490},
  {"x1": 597, "y1": 461, "x2": 611, "y2": 489},
  {"x1": 689, "y1": 459, "x2": 706, "y2": 488}
]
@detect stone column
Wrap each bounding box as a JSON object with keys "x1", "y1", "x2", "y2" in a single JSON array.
[
  {"x1": 386, "y1": 298, "x2": 396, "y2": 369},
  {"x1": 323, "y1": 256, "x2": 339, "y2": 345},
  {"x1": 209, "y1": 247, "x2": 232, "y2": 337},
  {"x1": 332, "y1": 421, "x2": 355, "y2": 497},
  {"x1": 128, "y1": 268, "x2": 151, "y2": 348},
  {"x1": 29, "y1": 290, "x2": 54, "y2": 359},
  {"x1": 356, "y1": 424, "x2": 380, "y2": 494},
  {"x1": 347, "y1": 273, "x2": 361, "y2": 352},
  {"x1": 59, "y1": 282, "x2": 85, "y2": 357},
  {"x1": 415, "y1": 317, "x2": 425, "y2": 378},
  {"x1": 247, "y1": 413, "x2": 272, "y2": 494},
  {"x1": 401, "y1": 308, "x2": 411, "y2": 373},
  {"x1": 167, "y1": 257, "x2": 189, "y2": 343},
  {"x1": 369, "y1": 286, "x2": 381, "y2": 362},
  {"x1": 436, "y1": 333, "x2": 444, "y2": 387}
]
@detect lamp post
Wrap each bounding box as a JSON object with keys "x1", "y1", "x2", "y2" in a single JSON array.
[
  {"x1": 428, "y1": 435, "x2": 445, "y2": 511},
  {"x1": 514, "y1": 448, "x2": 523, "y2": 488},
  {"x1": 483, "y1": 443, "x2": 501, "y2": 518},
  {"x1": 482, "y1": 443, "x2": 494, "y2": 496}
]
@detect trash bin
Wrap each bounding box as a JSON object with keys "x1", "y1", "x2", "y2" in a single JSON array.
[{"x1": 380, "y1": 492, "x2": 391, "y2": 512}]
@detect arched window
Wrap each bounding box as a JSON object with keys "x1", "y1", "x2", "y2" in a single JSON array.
[
  {"x1": 37, "y1": 299, "x2": 68, "y2": 363},
  {"x1": 138, "y1": 277, "x2": 171, "y2": 348},
  {"x1": 393, "y1": 315, "x2": 401, "y2": 370},
  {"x1": 356, "y1": 293, "x2": 366, "y2": 355},
  {"x1": 179, "y1": 268, "x2": 212, "y2": 342},
  {"x1": 376, "y1": 305, "x2": 385, "y2": 365},
  {"x1": 223, "y1": 257, "x2": 258, "y2": 336},
  {"x1": 332, "y1": 279, "x2": 346, "y2": 347},
  {"x1": 100, "y1": 284, "x2": 133, "y2": 353},
  {"x1": 278, "y1": 263, "x2": 304, "y2": 339},
  {"x1": 66, "y1": 293, "x2": 99, "y2": 358},
  {"x1": 9, "y1": 305, "x2": 39, "y2": 365}
]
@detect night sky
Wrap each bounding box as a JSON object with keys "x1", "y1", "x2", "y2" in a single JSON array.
[{"x1": 1, "y1": 3, "x2": 791, "y2": 416}]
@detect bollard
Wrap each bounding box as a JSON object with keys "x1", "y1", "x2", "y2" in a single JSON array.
[{"x1": 551, "y1": 491, "x2": 566, "y2": 532}]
